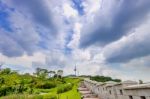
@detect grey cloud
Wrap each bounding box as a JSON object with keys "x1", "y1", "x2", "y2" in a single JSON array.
[
  {"x1": 80, "y1": 0, "x2": 150, "y2": 48},
  {"x1": 0, "y1": 0, "x2": 64, "y2": 57},
  {"x1": 45, "y1": 51, "x2": 67, "y2": 68},
  {"x1": 0, "y1": 30, "x2": 24, "y2": 57},
  {"x1": 104, "y1": 40, "x2": 150, "y2": 63},
  {"x1": 103, "y1": 20, "x2": 150, "y2": 63},
  {"x1": 0, "y1": 27, "x2": 39, "y2": 57},
  {"x1": 9, "y1": 0, "x2": 57, "y2": 32}
]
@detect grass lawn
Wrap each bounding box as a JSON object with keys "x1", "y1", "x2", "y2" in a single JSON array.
[
  {"x1": 34, "y1": 78, "x2": 81, "y2": 99},
  {"x1": 58, "y1": 85, "x2": 81, "y2": 99},
  {"x1": 47, "y1": 78, "x2": 81, "y2": 99}
]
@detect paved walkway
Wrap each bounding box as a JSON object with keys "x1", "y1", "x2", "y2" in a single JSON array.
[{"x1": 78, "y1": 82, "x2": 99, "y2": 99}]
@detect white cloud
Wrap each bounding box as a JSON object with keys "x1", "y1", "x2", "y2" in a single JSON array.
[
  {"x1": 83, "y1": 0, "x2": 101, "y2": 14},
  {"x1": 0, "y1": 0, "x2": 150, "y2": 82},
  {"x1": 67, "y1": 22, "x2": 82, "y2": 49},
  {"x1": 102, "y1": 15, "x2": 150, "y2": 63},
  {"x1": 63, "y1": 3, "x2": 78, "y2": 18},
  {"x1": 0, "y1": 52, "x2": 46, "y2": 68}
]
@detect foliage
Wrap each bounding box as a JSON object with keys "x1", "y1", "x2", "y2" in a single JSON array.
[
  {"x1": 0, "y1": 68, "x2": 11, "y2": 75},
  {"x1": 139, "y1": 80, "x2": 143, "y2": 84},
  {"x1": 35, "y1": 68, "x2": 48, "y2": 79},
  {"x1": 57, "y1": 83, "x2": 73, "y2": 94},
  {"x1": 90, "y1": 75, "x2": 121, "y2": 82},
  {"x1": 0, "y1": 68, "x2": 57, "y2": 97},
  {"x1": 58, "y1": 84, "x2": 81, "y2": 99},
  {"x1": 35, "y1": 82, "x2": 56, "y2": 89},
  {"x1": 0, "y1": 68, "x2": 82, "y2": 99}
]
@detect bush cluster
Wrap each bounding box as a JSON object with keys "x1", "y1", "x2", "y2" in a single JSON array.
[
  {"x1": 90, "y1": 75, "x2": 121, "y2": 82},
  {"x1": 0, "y1": 84, "x2": 28, "y2": 96},
  {"x1": 35, "y1": 82, "x2": 56, "y2": 89},
  {"x1": 57, "y1": 83, "x2": 73, "y2": 94}
]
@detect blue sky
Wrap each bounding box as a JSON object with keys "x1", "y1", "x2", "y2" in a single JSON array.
[{"x1": 0, "y1": 0, "x2": 150, "y2": 82}]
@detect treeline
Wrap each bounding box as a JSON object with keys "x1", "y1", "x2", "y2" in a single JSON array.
[{"x1": 90, "y1": 75, "x2": 121, "y2": 82}]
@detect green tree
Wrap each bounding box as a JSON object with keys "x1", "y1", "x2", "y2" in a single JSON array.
[
  {"x1": 0, "y1": 68, "x2": 11, "y2": 74},
  {"x1": 139, "y1": 80, "x2": 143, "y2": 84},
  {"x1": 57, "y1": 70, "x2": 63, "y2": 78},
  {"x1": 35, "y1": 68, "x2": 48, "y2": 79}
]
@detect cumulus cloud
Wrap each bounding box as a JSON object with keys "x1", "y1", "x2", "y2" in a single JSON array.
[
  {"x1": 45, "y1": 51, "x2": 68, "y2": 69},
  {"x1": 80, "y1": 0, "x2": 150, "y2": 47},
  {"x1": 5, "y1": 0, "x2": 58, "y2": 32},
  {"x1": 0, "y1": 0, "x2": 66, "y2": 57},
  {"x1": 0, "y1": 0, "x2": 150, "y2": 81},
  {"x1": 0, "y1": 10, "x2": 40, "y2": 57},
  {"x1": 0, "y1": 52, "x2": 46, "y2": 68},
  {"x1": 120, "y1": 56, "x2": 150, "y2": 82},
  {"x1": 103, "y1": 17, "x2": 150, "y2": 63}
]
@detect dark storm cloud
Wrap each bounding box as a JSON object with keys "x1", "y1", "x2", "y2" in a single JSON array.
[{"x1": 80, "y1": 0, "x2": 150, "y2": 48}]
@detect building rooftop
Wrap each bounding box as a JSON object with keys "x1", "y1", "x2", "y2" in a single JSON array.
[
  {"x1": 124, "y1": 83, "x2": 150, "y2": 90},
  {"x1": 122, "y1": 80, "x2": 138, "y2": 84}
]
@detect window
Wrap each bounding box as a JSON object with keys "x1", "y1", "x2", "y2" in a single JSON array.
[
  {"x1": 109, "y1": 90, "x2": 111, "y2": 94},
  {"x1": 120, "y1": 90, "x2": 123, "y2": 95},
  {"x1": 129, "y1": 96, "x2": 133, "y2": 99},
  {"x1": 140, "y1": 96, "x2": 146, "y2": 99}
]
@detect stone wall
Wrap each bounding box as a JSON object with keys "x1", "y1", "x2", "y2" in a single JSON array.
[{"x1": 84, "y1": 79, "x2": 150, "y2": 99}]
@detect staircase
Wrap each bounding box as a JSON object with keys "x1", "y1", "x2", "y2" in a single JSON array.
[{"x1": 78, "y1": 82, "x2": 100, "y2": 99}]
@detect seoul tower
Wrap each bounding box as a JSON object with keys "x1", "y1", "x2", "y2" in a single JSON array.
[{"x1": 74, "y1": 64, "x2": 77, "y2": 76}]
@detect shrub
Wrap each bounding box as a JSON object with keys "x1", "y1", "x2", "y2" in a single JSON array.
[
  {"x1": 0, "y1": 85, "x2": 14, "y2": 96},
  {"x1": 35, "y1": 82, "x2": 56, "y2": 89},
  {"x1": 57, "y1": 83, "x2": 73, "y2": 94},
  {"x1": 0, "y1": 83, "x2": 28, "y2": 96},
  {"x1": 90, "y1": 75, "x2": 121, "y2": 82}
]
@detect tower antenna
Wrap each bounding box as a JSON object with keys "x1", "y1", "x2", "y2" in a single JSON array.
[{"x1": 74, "y1": 64, "x2": 77, "y2": 76}]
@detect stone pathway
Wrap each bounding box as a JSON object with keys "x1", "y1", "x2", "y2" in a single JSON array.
[{"x1": 78, "y1": 82, "x2": 99, "y2": 99}]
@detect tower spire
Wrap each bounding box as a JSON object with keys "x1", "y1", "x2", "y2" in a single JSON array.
[{"x1": 74, "y1": 64, "x2": 77, "y2": 76}]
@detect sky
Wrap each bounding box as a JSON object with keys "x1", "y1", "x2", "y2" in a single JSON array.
[{"x1": 0, "y1": 0, "x2": 150, "y2": 82}]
